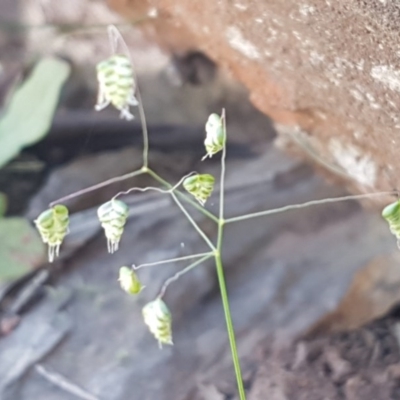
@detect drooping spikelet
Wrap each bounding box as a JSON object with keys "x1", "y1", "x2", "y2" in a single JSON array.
[
  {"x1": 202, "y1": 113, "x2": 225, "y2": 160},
  {"x1": 34, "y1": 204, "x2": 69, "y2": 263},
  {"x1": 118, "y1": 266, "x2": 144, "y2": 294},
  {"x1": 142, "y1": 298, "x2": 173, "y2": 348},
  {"x1": 382, "y1": 200, "x2": 400, "y2": 249},
  {"x1": 95, "y1": 54, "x2": 138, "y2": 120},
  {"x1": 97, "y1": 199, "x2": 129, "y2": 253},
  {"x1": 183, "y1": 174, "x2": 215, "y2": 206}
]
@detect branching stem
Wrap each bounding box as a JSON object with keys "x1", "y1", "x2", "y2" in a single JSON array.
[
  {"x1": 112, "y1": 171, "x2": 196, "y2": 200},
  {"x1": 226, "y1": 190, "x2": 397, "y2": 224},
  {"x1": 49, "y1": 169, "x2": 144, "y2": 207},
  {"x1": 157, "y1": 254, "x2": 212, "y2": 298},
  {"x1": 133, "y1": 252, "x2": 213, "y2": 270},
  {"x1": 136, "y1": 87, "x2": 149, "y2": 169},
  {"x1": 170, "y1": 191, "x2": 216, "y2": 251}
]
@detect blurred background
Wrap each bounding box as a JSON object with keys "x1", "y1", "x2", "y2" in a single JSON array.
[{"x1": 1, "y1": 1, "x2": 400, "y2": 400}]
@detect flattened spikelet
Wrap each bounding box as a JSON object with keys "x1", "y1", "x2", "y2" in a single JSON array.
[
  {"x1": 119, "y1": 266, "x2": 144, "y2": 294},
  {"x1": 183, "y1": 174, "x2": 215, "y2": 206},
  {"x1": 382, "y1": 200, "x2": 400, "y2": 249},
  {"x1": 202, "y1": 113, "x2": 225, "y2": 159},
  {"x1": 142, "y1": 298, "x2": 173, "y2": 348},
  {"x1": 97, "y1": 200, "x2": 129, "y2": 253},
  {"x1": 34, "y1": 205, "x2": 69, "y2": 262},
  {"x1": 95, "y1": 54, "x2": 138, "y2": 120}
]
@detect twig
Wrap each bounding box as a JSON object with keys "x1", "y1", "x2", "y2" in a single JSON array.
[
  {"x1": 226, "y1": 190, "x2": 398, "y2": 224},
  {"x1": 112, "y1": 171, "x2": 197, "y2": 200},
  {"x1": 133, "y1": 252, "x2": 212, "y2": 270},
  {"x1": 35, "y1": 364, "x2": 99, "y2": 400},
  {"x1": 157, "y1": 254, "x2": 212, "y2": 298}
]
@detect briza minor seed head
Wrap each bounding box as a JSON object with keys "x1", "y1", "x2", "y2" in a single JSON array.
[
  {"x1": 382, "y1": 200, "x2": 400, "y2": 249},
  {"x1": 142, "y1": 298, "x2": 173, "y2": 348},
  {"x1": 183, "y1": 174, "x2": 215, "y2": 206},
  {"x1": 95, "y1": 54, "x2": 138, "y2": 120},
  {"x1": 34, "y1": 204, "x2": 69, "y2": 262},
  {"x1": 97, "y1": 199, "x2": 129, "y2": 253},
  {"x1": 118, "y1": 266, "x2": 144, "y2": 294},
  {"x1": 202, "y1": 113, "x2": 225, "y2": 159}
]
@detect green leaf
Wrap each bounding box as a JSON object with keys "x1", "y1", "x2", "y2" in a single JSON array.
[
  {"x1": 0, "y1": 192, "x2": 7, "y2": 218},
  {"x1": 0, "y1": 217, "x2": 46, "y2": 282},
  {"x1": 0, "y1": 57, "x2": 70, "y2": 168}
]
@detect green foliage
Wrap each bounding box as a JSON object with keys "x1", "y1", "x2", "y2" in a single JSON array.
[
  {"x1": 0, "y1": 192, "x2": 7, "y2": 218},
  {"x1": 0, "y1": 217, "x2": 45, "y2": 281},
  {"x1": 0, "y1": 57, "x2": 70, "y2": 168},
  {"x1": 0, "y1": 192, "x2": 45, "y2": 282}
]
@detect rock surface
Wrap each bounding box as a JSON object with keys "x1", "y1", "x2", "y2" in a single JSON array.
[
  {"x1": 11, "y1": 144, "x2": 400, "y2": 400},
  {"x1": 108, "y1": 0, "x2": 400, "y2": 199}
]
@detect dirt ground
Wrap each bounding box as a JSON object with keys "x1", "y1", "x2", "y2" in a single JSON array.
[{"x1": 249, "y1": 314, "x2": 400, "y2": 400}]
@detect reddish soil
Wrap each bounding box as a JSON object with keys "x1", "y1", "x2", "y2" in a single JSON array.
[{"x1": 250, "y1": 314, "x2": 400, "y2": 400}]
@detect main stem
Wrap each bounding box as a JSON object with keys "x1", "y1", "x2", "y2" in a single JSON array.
[
  {"x1": 214, "y1": 243, "x2": 246, "y2": 400},
  {"x1": 215, "y1": 110, "x2": 246, "y2": 400}
]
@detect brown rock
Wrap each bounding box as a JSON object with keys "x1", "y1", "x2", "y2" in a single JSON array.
[
  {"x1": 309, "y1": 253, "x2": 400, "y2": 334},
  {"x1": 109, "y1": 0, "x2": 400, "y2": 198}
]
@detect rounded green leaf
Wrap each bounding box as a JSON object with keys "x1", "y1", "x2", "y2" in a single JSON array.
[
  {"x1": 0, "y1": 192, "x2": 7, "y2": 218},
  {"x1": 0, "y1": 57, "x2": 70, "y2": 168},
  {"x1": 0, "y1": 217, "x2": 46, "y2": 282}
]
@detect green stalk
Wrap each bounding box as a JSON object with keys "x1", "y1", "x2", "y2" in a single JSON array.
[
  {"x1": 170, "y1": 192, "x2": 216, "y2": 251},
  {"x1": 49, "y1": 169, "x2": 144, "y2": 207},
  {"x1": 158, "y1": 254, "x2": 213, "y2": 298},
  {"x1": 225, "y1": 191, "x2": 397, "y2": 224},
  {"x1": 214, "y1": 250, "x2": 246, "y2": 400},
  {"x1": 135, "y1": 85, "x2": 149, "y2": 169},
  {"x1": 134, "y1": 252, "x2": 213, "y2": 270},
  {"x1": 215, "y1": 110, "x2": 246, "y2": 400}
]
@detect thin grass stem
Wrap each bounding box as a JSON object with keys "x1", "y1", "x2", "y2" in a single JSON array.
[
  {"x1": 112, "y1": 171, "x2": 196, "y2": 200},
  {"x1": 49, "y1": 169, "x2": 144, "y2": 207},
  {"x1": 157, "y1": 254, "x2": 213, "y2": 298},
  {"x1": 225, "y1": 190, "x2": 397, "y2": 224},
  {"x1": 215, "y1": 109, "x2": 246, "y2": 400},
  {"x1": 133, "y1": 252, "x2": 213, "y2": 270},
  {"x1": 170, "y1": 191, "x2": 216, "y2": 251}
]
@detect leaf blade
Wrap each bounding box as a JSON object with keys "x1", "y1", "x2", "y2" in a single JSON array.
[{"x1": 0, "y1": 57, "x2": 70, "y2": 168}]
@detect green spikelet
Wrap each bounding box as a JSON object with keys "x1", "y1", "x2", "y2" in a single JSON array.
[
  {"x1": 183, "y1": 174, "x2": 215, "y2": 206},
  {"x1": 118, "y1": 266, "x2": 144, "y2": 294},
  {"x1": 202, "y1": 113, "x2": 225, "y2": 160},
  {"x1": 95, "y1": 54, "x2": 138, "y2": 120},
  {"x1": 97, "y1": 200, "x2": 129, "y2": 253},
  {"x1": 142, "y1": 298, "x2": 173, "y2": 348},
  {"x1": 382, "y1": 200, "x2": 400, "y2": 249},
  {"x1": 34, "y1": 205, "x2": 69, "y2": 263}
]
